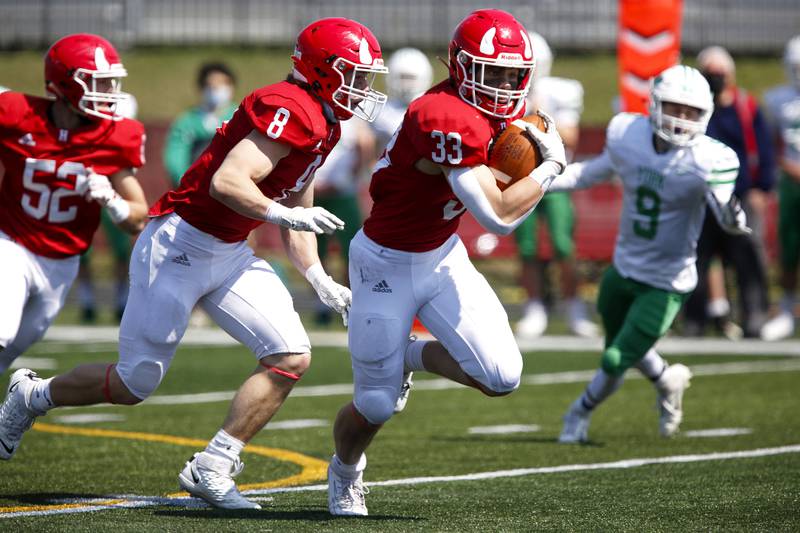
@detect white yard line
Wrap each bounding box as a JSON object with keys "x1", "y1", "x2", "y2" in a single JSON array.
[
  {"x1": 135, "y1": 358, "x2": 800, "y2": 407},
  {"x1": 42, "y1": 326, "x2": 800, "y2": 355},
  {"x1": 5, "y1": 444, "x2": 799, "y2": 519}
]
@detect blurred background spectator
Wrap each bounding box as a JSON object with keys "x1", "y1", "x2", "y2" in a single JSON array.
[
  {"x1": 761, "y1": 36, "x2": 800, "y2": 340},
  {"x1": 164, "y1": 62, "x2": 237, "y2": 188},
  {"x1": 683, "y1": 46, "x2": 776, "y2": 338},
  {"x1": 514, "y1": 32, "x2": 598, "y2": 339}
]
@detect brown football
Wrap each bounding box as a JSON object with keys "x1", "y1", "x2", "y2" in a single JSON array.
[{"x1": 488, "y1": 113, "x2": 546, "y2": 190}]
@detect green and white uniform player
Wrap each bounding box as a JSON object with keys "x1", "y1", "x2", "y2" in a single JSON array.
[
  {"x1": 515, "y1": 32, "x2": 598, "y2": 338},
  {"x1": 761, "y1": 35, "x2": 800, "y2": 341},
  {"x1": 552, "y1": 65, "x2": 750, "y2": 442}
]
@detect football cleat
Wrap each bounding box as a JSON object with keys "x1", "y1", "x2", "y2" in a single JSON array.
[
  {"x1": 760, "y1": 311, "x2": 795, "y2": 341},
  {"x1": 656, "y1": 363, "x2": 692, "y2": 437},
  {"x1": 0, "y1": 369, "x2": 44, "y2": 460},
  {"x1": 393, "y1": 371, "x2": 414, "y2": 414},
  {"x1": 328, "y1": 462, "x2": 369, "y2": 516},
  {"x1": 178, "y1": 452, "x2": 261, "y2": 510},
  {"x1": 558, "y1": 401, "x2": 590, "y2": 444},
  {"x1": 516, "y1": 301, "x2": 548, "y2": 338}
]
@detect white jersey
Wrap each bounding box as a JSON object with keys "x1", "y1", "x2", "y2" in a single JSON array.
[
  {"x1": 551, "y1": 113, "x2": 739, "y2": 293},
  {"x1": 529, "y1": 76, "x2": 584, "y2": 127},
  {"x1": 370, "y1": 98, "x2": 407, "y2": 150},
  {"x1": 763, "y1": 84, "x2": 800, "y2": 165},
  {"x1": 313, "y1": 118, "x2": 362, "y2": 195}
]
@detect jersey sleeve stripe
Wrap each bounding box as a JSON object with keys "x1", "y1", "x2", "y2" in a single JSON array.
[
  {"x1": 707, "y1": 177, "x2": 737, "y2": 185},
  {"x1": 711, "y1": 166, "x2": 738, "y2": 174}
]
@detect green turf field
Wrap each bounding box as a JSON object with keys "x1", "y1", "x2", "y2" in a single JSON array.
[
  {"x1": 0, "y1": 48, "x2": 786, "y2": 125},
  {"x1": 1, "y1": 339, "x2": 798, "y2": 531}
]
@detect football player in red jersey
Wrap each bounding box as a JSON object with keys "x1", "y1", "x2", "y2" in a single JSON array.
[
  {"x1": 0, "y1": 34, "x2": 148, "y2": 374},
  {"x1": 0, "y1": 19, "x2": 387, "y2": 509},
  {"x1": 326, "y1": 10, "x2": 566, "y2": 516}
]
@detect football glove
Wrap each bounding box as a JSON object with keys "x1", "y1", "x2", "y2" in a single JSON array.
[
  {"x1": 706, "y1": 191, "x2": 752, "y2": 236},
  {"x1": 266, "y1": 203, "x2": 345, "y2": 235},
  {"x1": 524, "y1": 110, "x2": 567, "y2": 173},
  {"x1": 304, "y1": 263, "x2": 351, "y2": 325}
]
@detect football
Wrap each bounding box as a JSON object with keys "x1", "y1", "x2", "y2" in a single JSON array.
[{"x1": 488, "y1": 113, "x2": 547, "y2": 190}]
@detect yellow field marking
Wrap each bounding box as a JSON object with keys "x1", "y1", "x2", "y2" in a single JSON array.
[{"x1": 0, "y1": 422, "x2": 328, "y2": 515}]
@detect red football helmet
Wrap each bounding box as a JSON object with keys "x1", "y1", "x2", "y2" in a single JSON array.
[
  {"x1": 292, "y1": 18, "x2": 388, "y2": 122},
  {"x1": 45, "y1": 33, "x2": 129, "y2": 121},
  {"x1": 449, "y1": 9, "x2": 535, "y2": 119}
]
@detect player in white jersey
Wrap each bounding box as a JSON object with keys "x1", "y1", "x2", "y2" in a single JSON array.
[
  {"x1": 551, "y1": 65, "x2": 750, "y2": 442},
  {"x1": 760, "y1": 36, "x2": 800, "y2": 341},
  {"x1": 515, "y1": 32, "x2": 598, "y2": 339},
  {"x1": 370, "y1": 48, "x2": 433, "y2": 148}
]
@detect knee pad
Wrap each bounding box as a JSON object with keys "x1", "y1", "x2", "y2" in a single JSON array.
[
  {"x1": 473, "y1": 348, "x2": 523, "y2": 395},
  {"x1": 601, "y1": 346, "x2": 626, "y2": 377},
  {"x1": 118, "y1": 359, "x2": 165, "y2": 400},
  {"x1": 354, "y1": 387, "x2": 397, "y2": 425}
]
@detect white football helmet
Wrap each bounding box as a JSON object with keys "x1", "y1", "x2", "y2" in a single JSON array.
[
  {"x1": 386, "y1": 48, "x2": 433, "y2": 105},
  {"x1": 528, "y1": 32, "x2": 553, "y2": 81},
  {"x1": 784, "y1": 36, "x2": 800, "y2": 90},
  {"x1": 648, "y1": 65, "x2": 713, "y2": 147}
]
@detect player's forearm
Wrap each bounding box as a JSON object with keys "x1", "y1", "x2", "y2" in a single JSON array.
[
  {"x1": 548, "y1": 152, "x2": 614, "y2": 192},
  {"x1": 209, "y1": 168, "x2": 273, "y2": 221},
  {"x1": 115, "y1": 200, "x2": 148, "y2": 233},
  {"x1": 280, "y1": 226, "x2": 320, "y2": 274}
]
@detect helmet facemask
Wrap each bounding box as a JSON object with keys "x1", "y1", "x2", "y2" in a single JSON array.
[
  {"x1": 650, "y1": 99, "x2": 710, "y2": 146},
  {"x1": 331, "y1": 57, "x2": 388, "y2": 122},
  {"x1": 73, "y1": 65, "x2": 129, "y2": 121},
  {"x1": 455, "y1": 49, "x2": 533, "y2": 119}
]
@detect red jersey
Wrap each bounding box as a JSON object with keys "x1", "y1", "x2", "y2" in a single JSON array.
[
  {"x1": 0, "y1": 92, "x2": 145, "y2": 258},
  {"x1": 150, "y1": 80, "x2": 341, "y2": 242},
  {"x1": 364, "y1": 80, "x2": 521, "y2": 252}
]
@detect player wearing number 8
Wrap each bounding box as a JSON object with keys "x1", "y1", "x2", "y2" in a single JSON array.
[
  {"x1": 0, "y1": 33, "x2": 148, "y2": 374},
  {"x1": 551, "y1": 65, "x2": 749, "y2": 443},
  {"x1": 0, "y1": 19, "x2": 387, "y2": 511},
  {"x1": 327, "y1": 10, "x2": 566, "y2": 516}
]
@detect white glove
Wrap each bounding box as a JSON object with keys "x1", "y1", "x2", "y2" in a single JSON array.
[
  {"x1": 83, "y1": 172, "x2": 117, "y2": 206},
  {"x1": 266, "y1": 202, "x2": 345, "y2": 235},
  {"x1": 304, "y1": 263, "x2": 352, "y2": 325},
  {"x1": 706, "y1": 191, "x2": 752, "y2": 236},
  {"x1": 523, "y1": 110, "x2": 567, "y2": 174},
  {"x1": 78, "y1": 171, "x2": 130, "y2": 223}
]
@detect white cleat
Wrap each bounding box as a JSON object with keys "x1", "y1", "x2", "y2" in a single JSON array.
[
  {"x1": 178, "y1": 452, "x2": 261, "y2": 509},
  {"x1": 760, "y1": 311, "x2": 795, "y2": 341},
  {"x1": 393, "y1": 372, "x2": 414, "y2": 414},
  {"x1": 516, "y1": 301, "x2": 548, "y2": 338},
  {"x1": 656, "y1": 364, "x2": 692, "y2": 437},
  {"x1": 558, "y1": 402, "x2": 590, "y2": 444},
  {"x1": 0, "y1": 368, "x2": 43, "y2": 460},
  {"x1": 328, "y1": 463, "x2": 369, "y2": 516}
]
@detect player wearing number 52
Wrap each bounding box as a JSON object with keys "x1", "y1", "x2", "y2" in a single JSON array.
[
  {"x1": 0, "y1": 19, "x2": 387, "y2": 511},
  {"x1": 553, "y1": 65, "x2": 749, "y2": 444},
  {"x1": 0, "y1": 34, "x2": 148, "y2": 375}
]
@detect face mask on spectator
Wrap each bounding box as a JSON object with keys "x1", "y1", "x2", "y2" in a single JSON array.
[
  {"x1": 202, "y1": 85, "x2": 232, "y2": 110},
  {"x1": 702, "y1": 72, "x2": 726, "y2": 101}
]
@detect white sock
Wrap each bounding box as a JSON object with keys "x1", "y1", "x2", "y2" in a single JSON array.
[
  {"x1": 579, "y1": 369, "x2": 623, "y2": 411},
  {"x1": 636, "y1": 349, "x2": 668, "y2": 382},
  {"x1": 205, "y1": 429, "x2": 245, "y2": 462},
  {"x1": 404, "y1": 340, "x2": 428, "y2": 372},
  {"x1": 707, "y1": 298, "x2": 731, "y2": 318},
  {"x1": 330, "y1": 453, "x2": 366, "y2": 479},
  {"x1": 29, "y1": 377, "x2": 55, "y2": 414}
]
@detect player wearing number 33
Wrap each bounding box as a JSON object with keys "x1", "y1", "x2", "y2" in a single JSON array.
[
  {"x1": 554, "y1": 65, "x2": 749, "y2": 444},
  {"x1": 326, "y1": 10, "x2": 566, "y2": 516},
  {"x1": 0, "y1": 19, "x2": 388, "y2": 510},
  {"x1": 0, "y1": 34, "x2": 148, "y2": 375}
]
